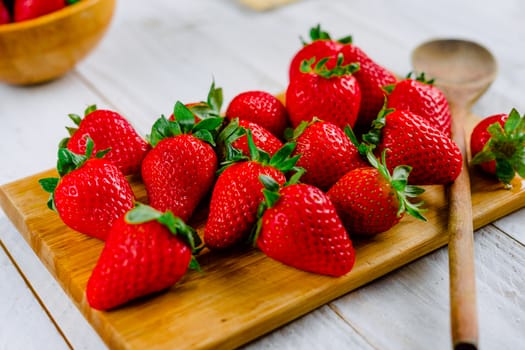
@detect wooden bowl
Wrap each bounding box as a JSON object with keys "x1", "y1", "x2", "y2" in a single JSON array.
[{"x1": 0, "y1": 0, "x2": 116, "y2": 85}]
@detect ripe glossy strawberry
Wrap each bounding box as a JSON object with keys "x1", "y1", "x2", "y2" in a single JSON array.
[
  {"x1": 142, "y1": 102, "x2": 221, "y2": 221},
  {"x1": 289, "y1": 119, "x2": 367, "y2": 191},
  {"x1": 226, "y1": 90, "x2": 289, "y2": 138},
  {"x1": 386, "y1": 72, "x2": 452, "y2": 136},
  {"x1": 289, "y1": 25, "x2": 396, "y2": 134},
  {"x1": 256, "y1": 180, "x2": 355, "y2": 277},
  {"x1": 363, "y1": 109, "x2": 462, "y2": 185},
  {"x1": 0, "y1": 1, "x2": 10, "y2": 24},
  {"x1": 340, "y1": 44, "x2": 397, "y2": 134},
  {"x1": 204, "y1": 133, "x2": 298, "y2": 250},
  {"x1": 217, "y1": 118, "x2": 283, "y2": 162},
  {"x1": 327, "y1": 151, "x2": 426, "y2": 236},
  {"x1": 86, "y1": 204, "x2": 201, "y2": 310},
  {"x1": 286, "y1": 53, "x2": 361, "y2": 130},
  {"x1": 470, "y1": 108, "x2": 525, "y2": 188},
  {"x1": 62, "y1": 105, "x2": 150, "y2": 176},
  {"x1": 39, "y1": 138, "x2": 134, "y2": 241},
  {"x1": 288, "y1": 24, "x2": 351, "y2": 80},
  {"x1": 14, "y1": 0, "x2": 64, "y2": 22}
]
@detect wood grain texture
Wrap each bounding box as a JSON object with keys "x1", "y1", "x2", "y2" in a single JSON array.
[{"x1": 1, "y1": 113, "x2": 524, "y2": 350}]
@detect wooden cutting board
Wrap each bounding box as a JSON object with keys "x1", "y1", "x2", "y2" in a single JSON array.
[{"x1": 1, "y1": 113, "x2": 525, "y2": 350}]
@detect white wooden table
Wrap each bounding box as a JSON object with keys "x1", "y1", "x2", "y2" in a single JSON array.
[{"x1": 1, "y1": 0, "x2": 524, "y2": 349}]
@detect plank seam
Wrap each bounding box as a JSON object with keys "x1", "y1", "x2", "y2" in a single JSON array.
[
  {"x1": 327, "y1": 303, "x2": 382, "y2": 350},
  {"x1": 0, "y1": 239, "x2": 74, "y2": 350}
]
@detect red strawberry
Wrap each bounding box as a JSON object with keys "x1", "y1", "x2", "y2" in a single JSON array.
[
  {"x1": 141, "y1": 102, "x2": 221, "y2": 221},
  {"x1": 289, "y1": 119, "x2": 367, "y2": 191},
  {"x1": 0, "y1": 1, "x2": 11, "y2": 24},
  {"x1": 286, "y1": 53, "x2": 361, "y2": 130},
  {"x1": 86, "y1": 204, "x2": 201, "y2": 310},
  {"x1": 288, "y1": 24, "x2": 350, "y2": 80},
  {"x1": 289, "y1": 25, "x2": 396, "y2": 134},
  {"x1": 255, "y1": 179, "x2": 355, "y2": 277},
  {"x1": 63, "y1": 105, "x2": 150, "y2": 176},
  {"x1": 217, "y1": 118, "x2": 283, "y2": 161},
  {"x1": 204, "y1": 133, "x2": 298, "y2": 250},
  {"x1": 470, "y1": 108, "x2": 525, "y2": 188},
  {"x1": 386, "y1": 72, "x2": 452, "y2": 136},
  {"x1": 363, "y1": 109, "x2": 462, "y2": 185},
  {"x1": 226, "y1": 90, "x2": 289, "y2": 138},
  {"x1": 340, "y1": 44, "x2": 397, "y2": 134},
  {"x1": 39, "y1": 138, "x2": 135, "y2": 241},
  {"x1": 327, "y1": 150, "x2": 426, "y2": 236},
  {"x1": 14, "y1": 0, "x2": 64, "y2": 22}
]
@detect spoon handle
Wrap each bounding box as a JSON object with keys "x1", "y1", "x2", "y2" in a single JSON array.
[{"x1": 448, "y1": 105, "x2": 478, "y2": 350}]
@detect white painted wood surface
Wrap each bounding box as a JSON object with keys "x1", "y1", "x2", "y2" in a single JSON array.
[{"x1": 1, "y1": 0, "x2": 524, "y2": 349}]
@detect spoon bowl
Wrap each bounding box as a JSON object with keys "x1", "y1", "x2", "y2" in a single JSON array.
[
  {"x1": 412, "y1": 38, "x2": 498, "y2": 350},
  {"x1": 412, "y1": 39, "x2": 497, "y2": 108}
]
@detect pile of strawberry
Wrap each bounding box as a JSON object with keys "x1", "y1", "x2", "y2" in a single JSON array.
[
  {"x1": 39, "y1": 25, "x2": 525, "y2": 311},
  {"x1": 0, "y1": 0, "x2": 79, "y2": 24}
]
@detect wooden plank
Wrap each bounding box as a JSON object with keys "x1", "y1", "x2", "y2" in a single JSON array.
[
  {"x1": 330, "y1": 225, "x2": 525, "y2": 350},
  {"x1": 1, "y1": 113, "x2": 525, "y2": 349}
]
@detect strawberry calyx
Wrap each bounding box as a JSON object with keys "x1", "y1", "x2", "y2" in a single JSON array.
[
  {"x1": 251, "y1": 169, "x2": 306, "y2": 245},
  {"x1": 59, "y1": 104, "x2": 97, "y2": 148},
  {"x1": 360, "y1": 106, "x2": 395, "y2": 147},
  {"x1": 125, "y1": 203, "x2": 203, "y2": 269},
  {"x1": 300, "y1": 53, "x2": 360, "y2": 79},
  {"x1": 148, "y1": 101, "x2": 223, "y2": 147},
  {"x1": 186, "y1": 80, "x2": 223, "y2": 121},
  {"x1": 383, "y1": 71, "x2": 435, "y2": 94},
  {"x1": 39, "y1": 137, "x2": 110, "y2": 211},
  {"x1": 301, "y1": 24, "x2": 352, "y2": 45},
  {"x1": 218, "y1": 128, "x2": 300, "y2": 174},
  {"x1": 366, "y1": 149, "x2": 427, "y2": 221},
  {"x1": 471, "y1": 108, "x2": 525, "y2": 188},
  {"x1": 216, "y1": 118, "x2": 247, "y2": 162}
]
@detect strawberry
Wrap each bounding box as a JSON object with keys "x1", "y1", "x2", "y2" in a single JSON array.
[
  {"x1": 363, "y1": 108, "x2": 462, "y2": 185},
  {"x1": 385, "y1": 72, "x2": 452, "y2": 136},
  {"x1": 86, "y1": 204, "x2": 202, "y2": 310},
  {"x1": 14, "y1": 0, "x2": 64, "y2": 22},
  {"x1": 470, "y1": 108, "x2": 525, "y2": 188},
  {"x1": 62, "y1": 105, "x2": 150, "y2": 176},
  {"x1": 225, "y1": 90, "x2": 289, "y2": 138},
  {"x1": 255, "y1": 177, "x2": 355, "y2": 277},
  {"x1": 217, "y1": 118, "x2": 283, "y2": 162},
  {"x1": 204, "y1": 132, "x2": 298, "y2": 250},
  {"x1": 288, "y1": 24, "x2": 350, "y2": 80},
  {"x1": 286, "y1": 53, "x2": 361, "y2": 130},
  {"x1": 0, "y1": 1, "x2": 11, "y2": 24},
  {"x1": 288, "y1": 119, "x2": 367, "y2": 191},
  {"x1": 327, "y1": 150, "x2": 426, "y2": 236},
  {"x1": 289, "y1": 25, "x2": 396, "y2": 134},
  {"x1": 141, "y1": 102, "x2": 221, "y2": 221},
  {"x1": 340, "y1": 44, "x2": 397, "y2": 134},
  {"x1": 39, "y1": 138, "x2": 135, "y2": 241}
]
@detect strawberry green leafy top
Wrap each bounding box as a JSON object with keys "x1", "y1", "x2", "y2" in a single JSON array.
[{"x1": 471, "y1": 108, "x2": 525, "y2": 187}]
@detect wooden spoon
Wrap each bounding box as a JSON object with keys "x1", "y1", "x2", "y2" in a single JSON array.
[{"x1": 411, "y1": 39, "x2": 497, "y2": 350}]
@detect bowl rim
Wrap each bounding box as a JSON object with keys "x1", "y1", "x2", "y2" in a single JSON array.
[{"x1": 0, "y1": 0, "x2": 114, "y2": 33}]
